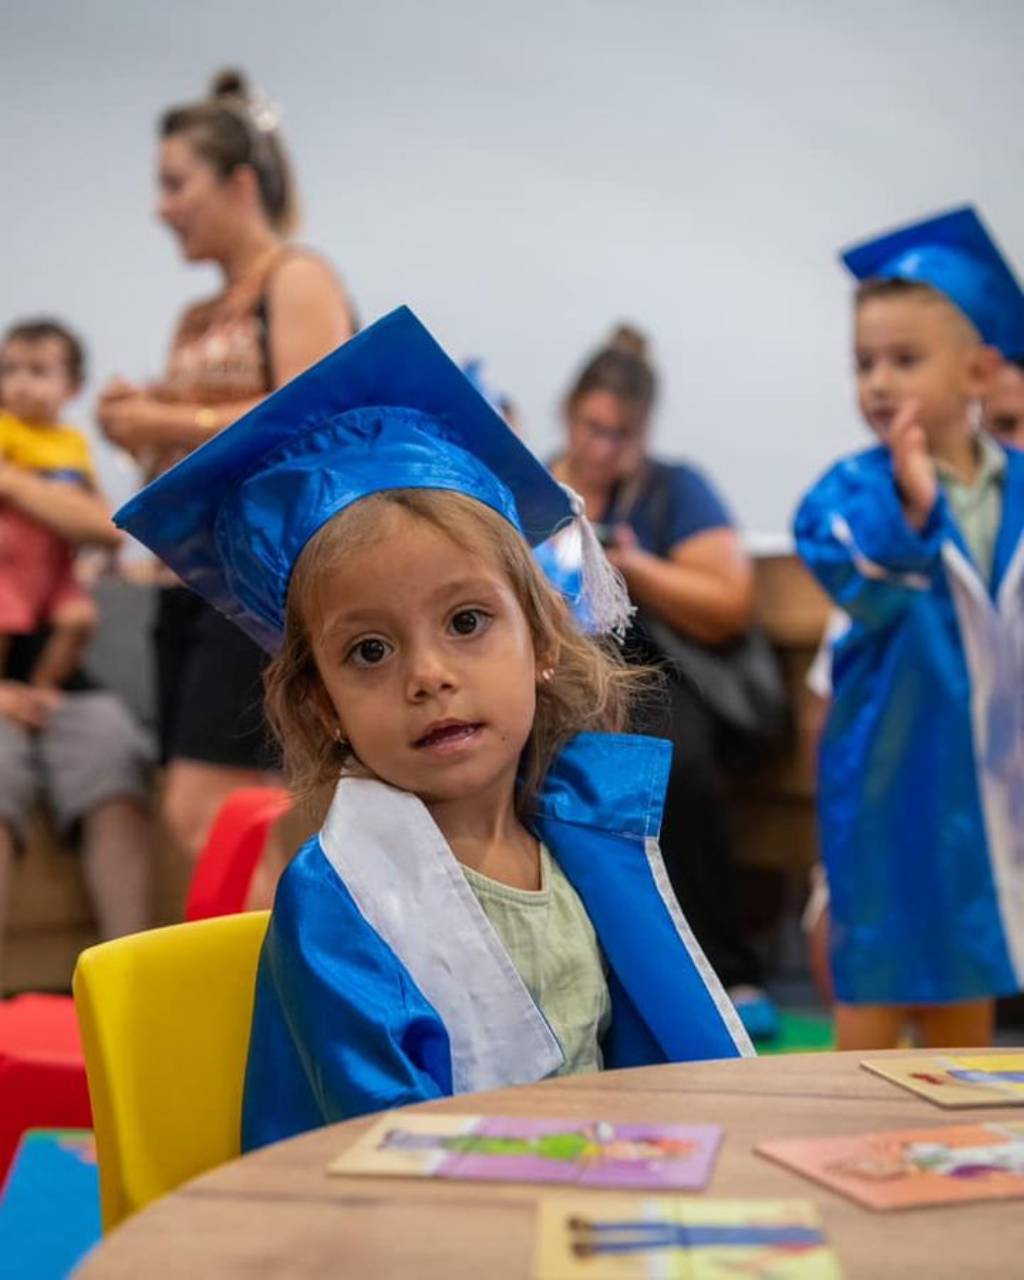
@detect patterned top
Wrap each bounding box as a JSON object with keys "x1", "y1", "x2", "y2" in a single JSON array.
[
  {"x1": 146, "y1": 245, "x2": 329, "y2": 584},
  {"x1": 147, "y1": 245, "x2": 289, "y2": 483},
  {"x1": 462, "y1": 844, "x2": 612, "y2": 1077}
]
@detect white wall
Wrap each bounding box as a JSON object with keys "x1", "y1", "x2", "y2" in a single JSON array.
[{"x1": 3, "y1": 0, "x2": 1023, "y2": 535}]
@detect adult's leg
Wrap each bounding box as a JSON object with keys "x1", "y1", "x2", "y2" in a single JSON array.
[
  {"x1": 834, "y1": 1002, "x2": 908, "y2": 1050},
  {"x1": 156, "y1": 587, "x2": 278, "y2": 862},
  {"x1": 918, "y1": 999, "x2": 994, "y2": 1049},
  {"x1": 41, "y1": 691, "x2": 155, "y2": 940},
  {"x1": 162, "y1": 760, "x2": 268, "y2": 863},
  {"x1": 803, "y1": 864, "x2": 833, "y2": 1007},
  {"x1": 634, "y1": 675, "x2": 762, "y2": 989},
  {"x1": 0, "y1": 716, "x2": 35, "y2": 989},
  {"x1": 79, "y1": 798, "x2": 152, "y2": 940}
]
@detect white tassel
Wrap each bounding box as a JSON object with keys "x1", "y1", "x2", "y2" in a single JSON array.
[{"x1": 560, "y1": 485, "x2": 635, "y2": 640}]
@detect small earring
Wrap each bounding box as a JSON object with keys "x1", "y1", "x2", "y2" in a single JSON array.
[
  {"x1": 540, "y1": 667, "x2": 555, "y2": 683},
  {"x1": 334, "y1": 727, "x2": 348, "y2": 747}
]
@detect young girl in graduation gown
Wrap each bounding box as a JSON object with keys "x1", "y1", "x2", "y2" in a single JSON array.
[{"x1": 116, "y1": 307, "x2": 752, "y2": 1151}]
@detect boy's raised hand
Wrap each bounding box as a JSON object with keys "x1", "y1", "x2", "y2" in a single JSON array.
[{"x1": 887, "y1": 399, "x2": 937, "y2": 531}]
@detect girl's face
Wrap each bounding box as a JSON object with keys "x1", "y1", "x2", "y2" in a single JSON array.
[
  {"x1": 308, "y1": 505, "x2": 539, "y2": 811},
  {"x1": 566, "y1": 389, "x2": 648, "y2": 492},
  {"x1": 157, "y1": 135, "x2": 247, "y2": 263}
]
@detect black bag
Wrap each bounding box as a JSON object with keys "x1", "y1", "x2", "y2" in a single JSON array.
[{"x1": 620, "y1": 463, "x2": 790, "y2": 758}]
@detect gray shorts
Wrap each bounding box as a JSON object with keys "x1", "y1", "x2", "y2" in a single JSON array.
[{"x1": 0, "y1": 691, "x2": 154, "y2": 848}]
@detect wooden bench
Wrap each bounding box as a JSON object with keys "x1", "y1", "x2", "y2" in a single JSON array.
[
  {"x1": 3, "y1": 581, "x2": 189, "y2": 995},
  {"x1": 734, "y1": 551, "x2": 830, "y2": 877}
]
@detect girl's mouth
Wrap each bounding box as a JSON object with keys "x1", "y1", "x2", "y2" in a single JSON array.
[{"x1": 413, "y1": 721, "x2": 484, "y2": 753}]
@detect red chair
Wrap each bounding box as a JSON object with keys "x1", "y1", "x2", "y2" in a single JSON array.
[
  {"x1": 0, "y1": 786, "x2": 291, "y2": 1186},
  {"x1": 184, "y1": 787, "x2": 291, "y2": 921},
  {"x1": 0, "y1": 997, "x2": 91, "y2": 1192}
]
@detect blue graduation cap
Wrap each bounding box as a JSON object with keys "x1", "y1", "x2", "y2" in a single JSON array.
[
  {"x1": 840, "y1": 205, "x2": 1024, "y2": 359},
  {"x1": 115, "y1": 307, "x2": 626, "y2": 652}
]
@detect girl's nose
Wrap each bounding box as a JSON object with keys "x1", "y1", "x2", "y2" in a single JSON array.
[{"x1": 405, "y1": 646, "x2": 456, "y2": 701}]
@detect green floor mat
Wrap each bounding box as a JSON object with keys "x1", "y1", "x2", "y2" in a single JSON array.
[{"x1": 755, "y1": 1010, "x2": 834, "y2": 1055}]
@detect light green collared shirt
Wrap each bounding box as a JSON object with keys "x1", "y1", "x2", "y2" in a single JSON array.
[
  {"x1": 935, "y1": 432, "x2": 1006, "y2": 583},
  {"x1": 463, "y1": 845, "x2": 612, "y2": 1077}
]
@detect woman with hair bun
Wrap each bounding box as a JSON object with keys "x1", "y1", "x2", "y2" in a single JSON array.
[
  {"x1": 99, "y1": 69, "x2": 356, "y2": 868},
  {"x1": 544, "y1": 326, "x2": 776, "y2": 1037}
]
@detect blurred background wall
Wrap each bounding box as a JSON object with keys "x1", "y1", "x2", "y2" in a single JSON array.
[{"x1": 3, "y1": 0, "x2": 1022, "y2": 534}]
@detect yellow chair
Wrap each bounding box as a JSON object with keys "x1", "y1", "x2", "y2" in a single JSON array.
[{"x1": 73, "y1": 911, "x2": 270, "y2": 1231}]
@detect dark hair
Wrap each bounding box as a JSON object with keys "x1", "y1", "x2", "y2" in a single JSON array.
[
  {"x1": 160, "y1": 69, "x2": 298, "y2": 235},
  {"x1": 565, "y1": 324, "x2": 657, "y2": 416},
  {"x1": 2, "y1": 318, "x2": 86, "y2": 384}
]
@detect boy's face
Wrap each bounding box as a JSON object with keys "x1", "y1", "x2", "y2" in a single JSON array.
[
  {"x1": 984, "y1": 361, "x2": 1024, "y2": 447},
  {"x1": 0, "y1": 336, "x2": 78, "y2": 425},
  {"x1": 854, "y1": 294, "x2": 990, "y2": 444}
]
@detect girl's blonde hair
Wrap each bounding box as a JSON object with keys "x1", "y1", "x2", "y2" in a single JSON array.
[{"x1": 264, "y1": 488, "x2": 651, "y2": 815}]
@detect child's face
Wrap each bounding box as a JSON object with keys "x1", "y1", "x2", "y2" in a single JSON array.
[
  {"x1": 309, "y1": 505, "x2": 539, "y2": 811},
  {"x1": 0, "y1": 337, "x2": 77, "y2": 424},
  {"x1": 984, "y1": 361, "x2": 1024, "y2": 447},
  {"x1": 854, "y1": 295, "x2": 989, "y2": 444}
]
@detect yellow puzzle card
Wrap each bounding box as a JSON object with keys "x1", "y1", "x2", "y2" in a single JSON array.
[
  {"x1": 533, "y1": 1196, "x2": 842, "y2": 1278},
  {"x1": 862, "y1": 1055, "x2": 1024, "y2": 1108}
]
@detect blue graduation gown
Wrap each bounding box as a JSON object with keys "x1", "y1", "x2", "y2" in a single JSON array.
[
  {"x1": 794, "y1": 443, "x2": 1024, "y2": 1005},
  {"x1": 242, "y1": 732, "x2": 752, "y2": 1151}
]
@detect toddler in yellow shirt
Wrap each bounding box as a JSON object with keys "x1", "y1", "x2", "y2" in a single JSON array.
[{"x1": 0, "y1": 319, "x2": 99, "y2": 688}]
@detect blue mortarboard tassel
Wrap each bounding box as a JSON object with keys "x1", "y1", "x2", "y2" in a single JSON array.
[
  {"x1": 840, "y1": 205, "x2": 1024, "y2": 360},
  {"x1": 115, "y1": 307, "x2": 632, "y2": 651}
]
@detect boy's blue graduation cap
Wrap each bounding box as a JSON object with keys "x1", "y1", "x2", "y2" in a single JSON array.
[
  {"x1": 114, "y1": 307, "x2": 575, "y2": 652},
  {"x1": 841, "y1": 205, "x2": 1024, "y2": 359}
]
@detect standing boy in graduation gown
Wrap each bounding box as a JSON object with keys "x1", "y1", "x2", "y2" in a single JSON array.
[{"x1": 794, "y1": 206, "x2": 1024, "y2": 1050}]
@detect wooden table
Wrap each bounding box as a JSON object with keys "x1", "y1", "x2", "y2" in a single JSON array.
[{"x1": 76, "y1": 1049, "x2": 1024, "y2": 1279}]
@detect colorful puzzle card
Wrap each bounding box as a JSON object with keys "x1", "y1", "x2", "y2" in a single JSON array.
[
  {"x1": 534, "y1": 1197, "x2": 842, "y2": 1278},
  {"x1": 861, "y1": 1054, "x2": 1024, "y2": 1107},
  {"x1": 758, "y1": 1122, "x2": 1024, "y2": 1210},
  {"x1": 328, "y1": 1113, "x2": 722, "y2": 1190}
]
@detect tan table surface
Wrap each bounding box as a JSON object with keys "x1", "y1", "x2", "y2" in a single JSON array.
[{"x1": 76, "y1": 1048, "x2": 1024, "y2": 1279}]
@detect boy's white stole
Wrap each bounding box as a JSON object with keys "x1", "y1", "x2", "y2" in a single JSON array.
[
  {"x1": 942, "y1": 539, "x2": 1024, "y2": 983},
  {"x1": 319, "y1": 776, "x2": 565, "y2": 1093}
]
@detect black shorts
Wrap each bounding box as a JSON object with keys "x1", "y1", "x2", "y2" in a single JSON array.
[{"x1": 154, "y1": 587, "x2": 277, "y2": 771}]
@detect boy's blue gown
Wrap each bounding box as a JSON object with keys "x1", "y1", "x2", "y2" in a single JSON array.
[
  {"x1": 243, "y1": 732, "x2": 752, "y2": 1152},
  {"x1": 795, "y1": 443, "x2": 1024, "y2": 1006}
]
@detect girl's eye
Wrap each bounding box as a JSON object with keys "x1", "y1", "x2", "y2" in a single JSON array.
[
  {"x1": 450, "y1": 609, "x2": 490, "y2": 637},
  {"x1": 347, "y1": 637, "x2": 392, "y2": 667},
  {"x1": 895, "y1": 352, "x2": 920, "y2": 369}
]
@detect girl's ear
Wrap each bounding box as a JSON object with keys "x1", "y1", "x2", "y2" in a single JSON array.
[
  {"x1": 535, "y1": 637, "x2": 562, "y2": 686},
  {"x1": 306, "y1": 677, "x2": 346, "y2": 744}
]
